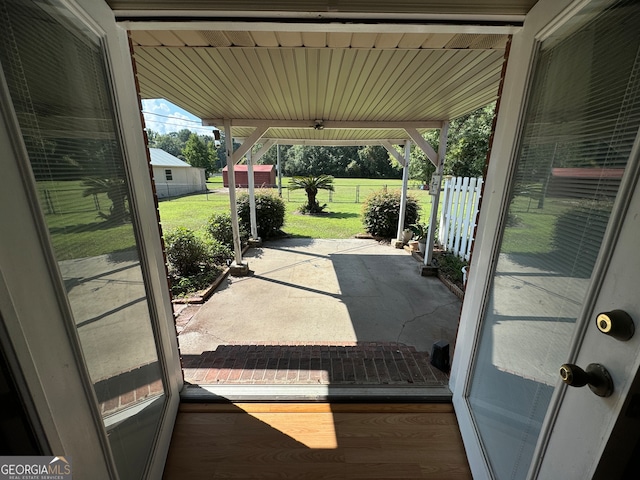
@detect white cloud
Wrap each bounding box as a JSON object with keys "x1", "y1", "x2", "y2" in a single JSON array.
[{"x1": 141, "y1": 99, "x2": 204, "y2": 134}]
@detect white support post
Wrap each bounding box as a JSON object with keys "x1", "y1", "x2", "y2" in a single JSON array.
[
  {"x1": 224, "y1": 120, "x2": 247, "y2": 274},
  {"x1": 425, "y1": 122, "x2": 449, "y2": 266},
  {"x1": 395, "y1": 140, "x2": 411, "y2": 246},
  {"x1": 277, "y1": 144, "x2": 282, "y2": 196},
  {"x1": 246, "y1": 148, "x2": 259, "y2": 242}
]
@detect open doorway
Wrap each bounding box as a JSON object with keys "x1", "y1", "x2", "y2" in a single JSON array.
[
  {"x1": 152, "y1": 164, "x2": 471, "y2": 394},
  {"x1": 129, "y1": 20, "x2": 508, "y2": 395},
  {"x1": 175, "y1": 237, "x2": 459, "y2": 394},
  {"x1": 146, "y1": 119, "x2": 474, "y2": 393}
]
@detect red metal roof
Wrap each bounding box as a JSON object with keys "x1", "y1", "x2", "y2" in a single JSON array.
[
  {"x1": 551, "y1": 168, "x2": 624, "y2": 179},
  {"x1": 222, "y1": 165, "x2": 275, "y2": 172}
]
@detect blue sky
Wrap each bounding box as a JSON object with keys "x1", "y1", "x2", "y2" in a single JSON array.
[{"x1": 141, "y1": 98, "x2": 217, "y2": 135}]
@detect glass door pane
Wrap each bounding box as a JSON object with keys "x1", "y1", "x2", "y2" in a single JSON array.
[
  {"x1": 467, "y1": 1, "x2": 640, "y2": 478},
  {"x1": 0, "y1": 0, "x2": 166, "y2": 477}
]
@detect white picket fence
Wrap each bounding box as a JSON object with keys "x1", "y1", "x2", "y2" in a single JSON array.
[{"x1": 438, "y1": 176, "x2": 483, "y2": 260}]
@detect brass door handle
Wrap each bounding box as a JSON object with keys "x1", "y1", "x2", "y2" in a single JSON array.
[{"x1": 560, "y1": 363, "x2": 613, "y2": 397}]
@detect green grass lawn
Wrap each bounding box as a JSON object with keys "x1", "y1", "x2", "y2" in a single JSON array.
[
  {"x1": 158, "y1": 177, "x2": 434, "y2": 239},
  {"x1": 157, "y1": 190, "x2": 229, "y2": 233},
  {"x1": 39, "y1": 174, "x2": 566, "y2": 261},
  {"x1": 180, "y1": 177, "x2": 586, "y2": 252},
  {"x1": 500, "y1": 194, "x2": 571, "y2": 255},
  {"x1": 29, "y1": 176, "x2": 436, "y2": 261},
  {"x1": 37, "y1": 180, "x2": 137, "y2": 260},
  {"x1": 36, "y1": 175, "x2": 568, "y2": 262}
]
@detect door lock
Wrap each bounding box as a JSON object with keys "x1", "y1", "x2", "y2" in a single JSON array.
[
  {"x1": 559, "y1": 363, "x2": 613, "y2": 397},
  {"x1": 596, "y1": 310, "x2": 634, "y2": 341}
]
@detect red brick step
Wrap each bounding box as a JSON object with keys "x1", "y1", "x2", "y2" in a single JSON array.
[{"x1": 181, "y1": 342, "x2": 448, "y2": 386}]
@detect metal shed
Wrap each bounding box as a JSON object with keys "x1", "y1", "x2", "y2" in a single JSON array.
[
  {"x1": 149, "y1": 148, "x2": 207, "y2": 198},
  {"x1": 222, "y1": 164, "x2": 276, "y2": 188}
]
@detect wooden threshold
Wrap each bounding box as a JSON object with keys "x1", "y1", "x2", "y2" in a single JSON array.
[
  {"x1": 163, "y1": 402, "x2": 471, "y2": 479},
  {"x1": 179, "y1": 402, "x2": 456, "y2": 413},
  {"x1": 181, "y1": 383, "x2": 452, "y2": 403}
]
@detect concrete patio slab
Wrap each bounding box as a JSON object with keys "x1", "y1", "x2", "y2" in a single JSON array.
[{"x1": 178, "y1": 238, "x2": 462, "y2": 359}]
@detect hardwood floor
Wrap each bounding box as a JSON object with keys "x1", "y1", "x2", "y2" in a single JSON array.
[{"x1": 163, "y1": 403, "x2": 472, "y2": 479}]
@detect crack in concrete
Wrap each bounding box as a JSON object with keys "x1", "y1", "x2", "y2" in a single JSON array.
[
  {"x1": 181, "y1": 324, "x2": 230, "y2": 344},
  {"x1": 200, "y1": 330, "x2": 230, "y2": 343},
  {"x1": 395, "y1": 299, "x2": 460, "y2": 345}
]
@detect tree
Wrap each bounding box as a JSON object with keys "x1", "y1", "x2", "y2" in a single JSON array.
[
  {"x1": 408, "y1": 103, "x2": 495, "y2": 185},
  {"x1": 216, "y1": 133, "x2": 241, "y2": 168},
  {"x1": 409, "y1": 143, "x2": 437, "y2": 186},
  {"x1": 147, "y1": 129, "x2": 223, "y2": 174},
  {"x1": 282, "y1": 145, "x2": 399, "y2": 178},
  {"x1": 288, "y1": 175, "x2": 335, "y2": 214},
  {"x1": 151, "y1": 133, "x2": 183, "y2": 157},
  {"x1": 284, "y1": 146, "x2": 339, "y2": 176},
  {"x1": 183, "y1": 133, "x2": 213, "y2": 176},
  {"x1": 176, "y1": 128, "x2": 192, "y2": 143},
  {"x1": 444, "y1": 103, "x2": 495, "y2": 178},
  {"x1": 62, "y1": 141, "x2": 129, "y2": 224},
  {"x1": 357, "y1": 145, "x2": 402, "y2": 178},
  {"x1": 146, "y1": 130, "x2": 159, "y2": 145},
  {"x1": 207, "y1": 142, "x2": 222, "y2": 171},
  {"x1": 82, "y1": 177, "x2": 128, "y2": 223}
]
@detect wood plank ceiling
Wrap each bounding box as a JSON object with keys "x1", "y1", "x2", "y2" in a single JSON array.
[{"x1": 117, "y1": 1, "x2": 538, "y2": 142}]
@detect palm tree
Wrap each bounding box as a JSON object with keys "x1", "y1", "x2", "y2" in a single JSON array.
[
  {"x1": 81, "y1": 177, "x2": 129, "y2": 223},
  {"x1": 288, "y1": 174, "x2": 335, "y2": 214}
]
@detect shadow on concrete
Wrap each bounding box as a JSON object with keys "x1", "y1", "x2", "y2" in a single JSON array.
[
  {"x1": 180, "y1": 343, "x2": 449, "y2": 386},
  {"x1": 177, "y1": 238, "x2": 462, "y2": 390}
]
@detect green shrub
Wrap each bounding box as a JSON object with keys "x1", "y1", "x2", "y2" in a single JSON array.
[
  {"x1": 165, "y1": 228, "x2": 234, "y2": 297},
  {"x1": 436, "y1": 252, "x2": 468, "y2": 285},
  {"x1": 206, "y1": 212, "x2": 234, "y2": 248},
  {"x1": 164, "y1": 227, "x2": 211, "y2": 277},
  {"x1": 207, "y1": 238, "x2": 234, "y2": 265},
  {"x1": 170, "y1": 268, "x2": 221, "y2": 298},
  {"x1": 237, "y1": 192, "x2": 286, "y2": 239},
  {"x1": 362, "y1": 190, "x2": 419, "y2": 238}
]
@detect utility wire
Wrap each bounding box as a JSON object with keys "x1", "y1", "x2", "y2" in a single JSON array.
[
  {"x1": 141, "y1": 110, "x2": 202, "y2": 123},
  {"x1": 141, "y1": 110, "x2": 221, "y2": 132}
]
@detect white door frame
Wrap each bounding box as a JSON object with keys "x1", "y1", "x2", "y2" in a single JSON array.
[
  {"x1": 450, "y1": 0, "x2": 611, "y2": 477},
  {"x1": 93, "y1": 0, "x2": 184, "y2": 475},
  {"x1": 0, "y1": 83, "x2": 115, "y2": 478},
  {"x1": 0, "y1": 0, "x2": 181, "y2": 477}
]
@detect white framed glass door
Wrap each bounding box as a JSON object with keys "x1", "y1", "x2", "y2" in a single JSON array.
[
  {"x1": 452, "y1": 0, "x2": 640, "y2": 478},
  {"x1": 0, "y1": 0, "x2": 181, "y2": 477}
]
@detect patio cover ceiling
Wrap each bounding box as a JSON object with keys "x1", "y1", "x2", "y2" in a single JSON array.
[{"x1": 114, "y1": 1, "x2": 537, "y2": 144}]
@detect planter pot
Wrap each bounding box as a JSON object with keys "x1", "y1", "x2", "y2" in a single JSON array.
[
  {"x1": 402, "y1": 229, "x2": 413, "y2": 244},
  {"x1": 418, "y1": 240, "x2": 427, "y2": 253}
]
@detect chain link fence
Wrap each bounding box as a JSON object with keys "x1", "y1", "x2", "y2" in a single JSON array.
[{"x1": 276, "y1": 183, "x2": 431, "y2": 204}]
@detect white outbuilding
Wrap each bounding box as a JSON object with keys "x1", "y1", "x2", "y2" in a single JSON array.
[{"x1": 149, "y1": 147, "x2": 207, "y2": 198}]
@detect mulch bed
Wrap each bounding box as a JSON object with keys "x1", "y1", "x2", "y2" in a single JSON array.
[{"x1": 406, "y1": 247, "x2": 465, "y2": 300}]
